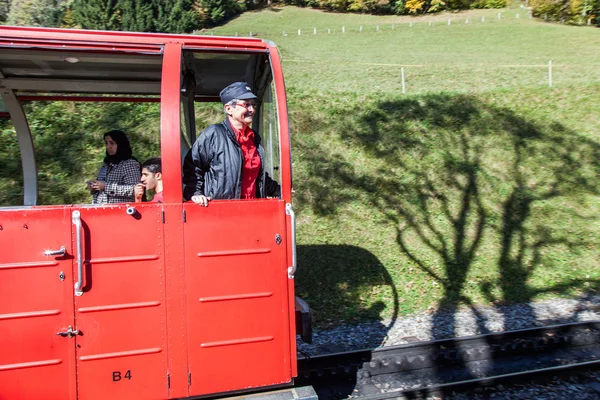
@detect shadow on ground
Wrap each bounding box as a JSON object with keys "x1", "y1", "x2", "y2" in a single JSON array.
[
  {"x1": 296, "y1": 244, "x2": 399, "y2": 352},
  {"x1": 293, "y1": 93, "x2": 599, "y2": 339}
]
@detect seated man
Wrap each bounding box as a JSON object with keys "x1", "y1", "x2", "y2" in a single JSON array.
[
  {"x1": 134, "y1": 157, "x2": 163, "y2": 203},
  {"x1": 182, "y1": 81, "x2": 280, "y2": 206}
]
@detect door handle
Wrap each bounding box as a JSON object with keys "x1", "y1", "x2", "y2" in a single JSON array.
[
  {"x1": 286, "y1": 203, "x2": 297, "y2": 279},
  {"x1": 44, "y1": 246, "x2": 66, "y2": 256},
  {"x1": 72, "y1": 210, "x2": 83, "y2": 296},
  {"x1": 56, "y1": 325, "x2": 80, "y2": 338}
]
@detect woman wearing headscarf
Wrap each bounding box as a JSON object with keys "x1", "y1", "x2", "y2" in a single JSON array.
[{"x1": 88, "y1": 129, "x2": 141, "y2": 205}]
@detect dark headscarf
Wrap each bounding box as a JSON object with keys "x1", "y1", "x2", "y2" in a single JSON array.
[{"x1": 103, "y1": 129, "x2": 135, "y2": 164}]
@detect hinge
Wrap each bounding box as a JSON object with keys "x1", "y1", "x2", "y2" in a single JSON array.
[
  {"x1": 162, "y1": 210, "x2": 165, "y2": 223},
  {"x1": 167, "y1": 374, "x2": 170, "y2": 389},
  {"x1": 188, "y1": 372, "x2": 192, "y2": 386},
  {"x1": 183, "y1": 209, "x2": 187, "y2": 223}
]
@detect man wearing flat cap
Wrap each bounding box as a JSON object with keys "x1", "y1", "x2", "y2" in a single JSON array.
[{"x1": 183, "y1": 82, "x2": 281, "y2": 206}]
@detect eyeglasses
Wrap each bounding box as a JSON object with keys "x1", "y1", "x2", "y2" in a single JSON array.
[{"x1": 235, "y1": 100, "x2": 258, "y2": 109}]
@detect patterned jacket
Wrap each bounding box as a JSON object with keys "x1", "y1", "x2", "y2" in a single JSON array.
[{"x1": 92, "y1": 159, "x2": 141, "y2": 205}]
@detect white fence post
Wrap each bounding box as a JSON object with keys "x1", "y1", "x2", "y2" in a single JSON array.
[
  {"x1": 466, "y1": 17, "x2": 469, "y2": 23},
  {"x1": 548, "y1": 60, "x2": 553, "y2": 87},
  {"x1": 410, "y1": 22, "x2": 413, "y2": 28},
  {"x1": 401, "y1": 67, "x2": 406, "y2": 94},
  {"x1": 360, "y1": 25, "x2": 363, "y2": 32},
  {"x1": 342, "y1": 26, "x2": 345, "y2": 33},
  {"x1": 314, "y1": 27, "x2": 316, "y2": 35},
  {"x1": 298, "y1": 29, "x2": 301, "y2": 35},
  {"x1": 482, "y1": 16, "x2": 485, "y2": 22},
  {"x1": 448, "y1": 19, "x2": 451, "y2": 25},
  {"x1": 328, "y1": 28, "x2": 331, "y2": 34},
  {"x1": 392, "y1": 24, "x2": 395, "y2": 30},
  {"x1": 498, "y1": 12, "x2": 501, "y2": 20}
]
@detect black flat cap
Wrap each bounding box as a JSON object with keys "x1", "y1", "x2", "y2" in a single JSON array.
[{"x1": 219, "y1": 82, "x2": 257, "y2": 105}]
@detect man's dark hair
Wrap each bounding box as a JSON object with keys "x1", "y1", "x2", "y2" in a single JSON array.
[{"x1": 142, "y1": 157, "x2": 162, "y2": 174}]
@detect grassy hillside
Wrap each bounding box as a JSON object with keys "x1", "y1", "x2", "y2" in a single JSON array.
[
  {"x1": 212, "y1": 7, "x2": 600, "y2": 325},
  {"x1": 1, "y1": 7, "x2": 598, "y2": 327}
]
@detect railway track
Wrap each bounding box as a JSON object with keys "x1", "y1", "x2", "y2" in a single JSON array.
[{"x1": 295, "y1": 321, "x2": 600, "y2": 399}]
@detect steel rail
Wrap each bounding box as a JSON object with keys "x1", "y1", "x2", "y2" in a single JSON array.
[
  {"x1": 296, "y1": 320, "x2": 600, "y2": 399},
  {"x1": 355, "y1": 358, "x2": 600, "y2": 400}
]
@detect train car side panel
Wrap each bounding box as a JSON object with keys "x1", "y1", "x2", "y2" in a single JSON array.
[
  {"x1": 183, "y1": 200, "x2": 292, "y2": 395},
  {"x1": 0, "y1": 207, "x2": 76, "y2": 400},
  {"x1": 70, "y1": 205, "x2": 169, "y2": 400}
]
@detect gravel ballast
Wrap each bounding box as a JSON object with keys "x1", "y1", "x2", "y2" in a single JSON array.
[{"x1": 297, "y1": 294, "x2": 600, "y2": 399}]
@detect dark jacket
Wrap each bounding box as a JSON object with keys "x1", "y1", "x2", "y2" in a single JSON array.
[{"x1": 183, "y1": 118, "x2": 281, "y2": 200}]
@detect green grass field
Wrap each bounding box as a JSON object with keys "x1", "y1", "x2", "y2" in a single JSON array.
[
  {"x1": 1, "y1": 7, "x2": 598, "y2": 327},
  {"x1": 209, "y1": 7, "x2": 600, "y2": 95},
  {"x1": 212, "y1": 7, "x2": 600, "y2": 326}
]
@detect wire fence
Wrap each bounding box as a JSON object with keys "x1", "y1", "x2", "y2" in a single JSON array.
[
  {"x1": 199, "y1": 10, "x2": 537, "y2": 37},
  {"x1": 195, "y1": 11, "x2": 600, "y2": 95},
  {"x1": 281, "y1": 61, "x2": 600, "y2": 95}
]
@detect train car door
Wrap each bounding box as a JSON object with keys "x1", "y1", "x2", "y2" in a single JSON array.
[
  {"x1": 182, "y1": 200, "x2": 292, "y2": 395},
  {"x1": 69, "y1": 204, "x2": 169, "y2": 400},
  {"x1": 0, "y1": 207, "x2": 77, "y2": 400},
  {"x1": 178, "y1": 53, "x2": 293, "y2": 394}
]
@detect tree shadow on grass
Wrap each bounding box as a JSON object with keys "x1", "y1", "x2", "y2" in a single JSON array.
[
  {"x1": 294, "y1": 93, "x2": 599, "y2": 340},
  {"x1": 296, "y1": 244, "x2": 398, "y2": 353}
]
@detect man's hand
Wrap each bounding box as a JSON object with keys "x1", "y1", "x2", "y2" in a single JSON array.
[
  {"x1": 134, "y1": 184, "x2": 144, "y2": 202},
  {"x1": 191, "y1": 195, "x2": 211, "y2": 207}
]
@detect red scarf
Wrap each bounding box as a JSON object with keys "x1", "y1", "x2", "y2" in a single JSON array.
[{"x1": 231, "y1": 124, "x2": 260, "y2": 199}]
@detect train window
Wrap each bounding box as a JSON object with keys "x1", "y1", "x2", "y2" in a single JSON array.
[
  {"x1": 180, "y1": 49, "x2": 281, "y2": 200},
  {"x1": 259, "y1": 81, "x2": 282, "y2": 188},
  {"x1": 0, "y1": 47, "x2": 163, "y2": 207}
]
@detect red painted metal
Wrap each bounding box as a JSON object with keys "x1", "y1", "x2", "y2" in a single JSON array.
[
  {"x1": 0, "y1": 207, "x2": 77, "y2": 400},
  {"x1": 71, "y1": 204, "x2": 168, "y2": 400},
  {"x1": 0, "y1": 25, "x2": 268, "y2": 52},
  {"x1": 182, "y1": 200, "x2": 292, "y2": 395},
  {"x1": 268, "y1": 44, "x2": 292, "y2": 205},
  {"x1": 0, "y1": 26, "x2": 299, "y2": 400},
  {"x1": 160, "y1": 43, "x2": 191, "y2": 398},
  {"x1": 162, "y1": 203, "x2": 189, "y2": 398},
  {"x1": 160, "y1": 43, "x2": 183, "y2": 205},
  {"x1": 267, "y1": 44, "x2": 298, "y2": 377}
]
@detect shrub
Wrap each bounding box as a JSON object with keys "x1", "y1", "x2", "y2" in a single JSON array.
[
  {"x1": 404, "y1": 0, "x2": 425, "y2": 13},
  {"x1": 471, "y1": 0, "x2": 507, "y2": 9}
]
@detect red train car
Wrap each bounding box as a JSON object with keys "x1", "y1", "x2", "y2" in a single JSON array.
[{"x1": 0, "y1": 26, "x2": 310, "y2": 400}]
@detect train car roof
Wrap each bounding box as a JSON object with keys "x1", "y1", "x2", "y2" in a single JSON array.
[{"x1": 0, "y1": 26, "x2": 275, "y2": 99}]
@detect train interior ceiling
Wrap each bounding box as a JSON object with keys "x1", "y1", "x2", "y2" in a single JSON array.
[
  {"x1": 0, "y1": 47, "x2": 271, "y2": 99},
  {"x1": 0, "y1": 45, "x2": 277, "y2": 206}
]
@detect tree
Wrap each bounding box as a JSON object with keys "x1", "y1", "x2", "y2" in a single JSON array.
[
  {"x1": 72, "y1": 0, "x2": 121, "y2": 30},
  {"x1": 0, "y1": 0, "x2": 10, "y2": 23},
  {"x1": 196, "y1": 0, "x2": 244, "y2": 26},
  {"x1": 153, "y1": 0, "x2": 200, "y2": 33},
  {"x1": 7, "y1": 0, "x2": 68, "y2": 27},
  {"x1": 119, "y1": 0, "x2": 154, "y2": 32}
]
